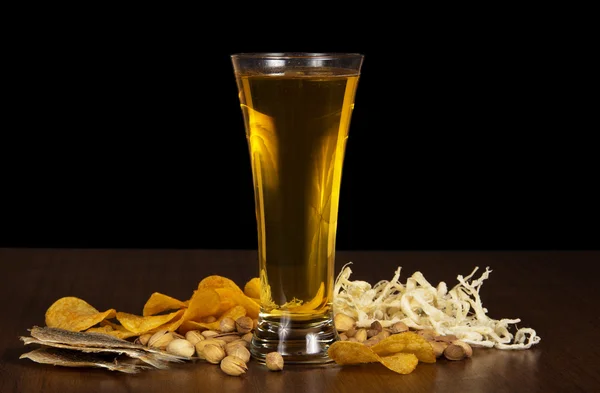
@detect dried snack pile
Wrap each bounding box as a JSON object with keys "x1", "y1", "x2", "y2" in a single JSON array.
[{"x1": 19, "y1": 264, "x2": 541, "y2": 377}]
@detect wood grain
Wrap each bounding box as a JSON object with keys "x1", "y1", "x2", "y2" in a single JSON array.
[{"x1": 1, "y1": 249, "x2": 599, "y2": 393}]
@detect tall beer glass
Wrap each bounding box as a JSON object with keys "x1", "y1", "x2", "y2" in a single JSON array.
[{"x1": 231, "y1": 53, "x2": 364, "y2": 363}]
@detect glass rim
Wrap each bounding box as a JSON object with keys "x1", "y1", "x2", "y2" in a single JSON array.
[{"x1": 231, "y1": 52, "x2": 364, "y2": 60}]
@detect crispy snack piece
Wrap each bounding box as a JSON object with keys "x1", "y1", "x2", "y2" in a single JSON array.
[
  {"x1": 178, "y1": 305, "x2": 247, "y2": 334},
  {"x1": 371, "y1": 332, "x2": 436, "y2": 363},
  {"x1": 215, "y1": 288, "x2": 259, "y2": 319},
  {"x1": 142, "y1": 293, "x2": 187, "y2": 316},
  {"x1": 116, "y1": 310, "x2": 184, "y2": 335},
  {"x1": 328, "y1": 334, "x2": 433, "y2": 375},
  {"x1": 45, "y1": 297, "x2": 116, "y2": 332},
  {"x1": 180, "y1": 288, "x2": 221, "y2": 323},
  {"x1": 327, "y1": 341, "x2": 380, "y2": 365},
  {"x1": 243, "y1": 277, "x2": 261, "y2": 299},
  {"x1": 198, "y1": 276, "x2": 244, "y2": 293},
  {"x1": 197, "y1": 276, "x2": 259, "y2": 319},
  {"x1": 379, "y1": 353, "x2": 420, "y2": 374}
]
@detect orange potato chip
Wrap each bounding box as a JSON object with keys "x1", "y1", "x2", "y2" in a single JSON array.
[
  {"x1": 180, "y1": 288, "x2": 221, "y2": 323},
  {"x1": 145, "y1": 316, "x2": 187, "y2": 334},
  {"x1": 243, "y1": 277, "x2": 261, "y2": 299},
  {"x1": 379, "y1": 353, "x2": 420, "y2": 374},
  {"x1": 328, "y1": 336, "x2": 431, "y2": 375},
  {"x1": 198, "y1": 276, "x2": 244, "y2": 293},
  {"x1": 371, "y1": 332, "x2": 436, "y2": 363},
  {"x1": 178, "y1": 305, "x2": 247, "y2": 334},
  {"x1": 167, "y1": 288, "x2": 221, "y2": 334},
  {"x1": 215, "y1": 288, "x2": 259, "y2": 319},
  {"x1": 142, "y1": 293, "x2": 187, "y2": 316},
  {"x1": 45, "y1": 297, "x2": 117, "y2": 332},
  {"x1": 217, "y1": 305, "x2": 247, "y2": 322},
  {"x1": 116, "y1": 309, "x2": 184, "y2": 334},
  {"x1": 327, "y1": 341, "x2": 380, "y2": 365}
]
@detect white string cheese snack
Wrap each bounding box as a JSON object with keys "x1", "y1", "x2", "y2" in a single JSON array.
[{"x1": 333, "y1": 263, "x2": 541, "y2": 349}]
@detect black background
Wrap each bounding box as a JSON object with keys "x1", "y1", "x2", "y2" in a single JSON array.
[{"x1": 1, "y1": 13, "x2": 596, "y2": 251}]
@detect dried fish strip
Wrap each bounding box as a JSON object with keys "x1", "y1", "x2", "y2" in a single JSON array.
[
  {"x1": 29, "y1": 326, "x2": 145, "y2": 350},
  {"x1": 20, "y1": 337, "x2": 179, "y2": 369},
  {"x1": 28, "y1": 326, "x2": 188, "y2": 360},
  {"x1": 20, "y1": 347, "x2": 150, "y2": 374}
]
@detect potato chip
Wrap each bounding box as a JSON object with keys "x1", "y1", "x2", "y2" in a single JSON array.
[
  {"x1": 142, "y1": 293, "x2": 187, "y2": 316},
  {"x1": 327, "y1": 341, "x2": 380, "y2": 365},
  {"x1": 215, "y1": 288, "x2": 260, "y2": 319},
  {"x1": 371, "y1": 332, "x2": 436, "y2": 363},
  {"x1": 379, "y1": 353, "x2": 419, "y2": 374},
  {"x1": 45, "y1": 297, "x2": 117, "y2": 332},
  {"x1": 145, "y1": 316, "x2": 186, "y2": 334},
  {"x1": 217, "y1": 305, "x2": 247, "y2": 322},
  {"x1": 178, "y1": 305, "x2": 247, "y2": 334},
  {"x1": 180, "y1": 288, "x2": 221, "y2": 322},
  {"x1": 327, "y1": 342, "x2": 418, "y2": 375},
  {"x1": 116, "y1": 309, "x2": 184, "y2": 334},
  {"x1": 243, "y1": 277, "x2": 261, "y2": 299},
  {"x1": 198, "y1": 275, "x2": 244, "y2": 293}
]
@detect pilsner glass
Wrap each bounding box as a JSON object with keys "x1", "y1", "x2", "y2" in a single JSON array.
[{"x1": 231, "y1": 53, "x2": 364, "y2": 363}]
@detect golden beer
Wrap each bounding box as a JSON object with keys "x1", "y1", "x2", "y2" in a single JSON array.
[{"x1": 232, "y1": 53, "x2": 363, "y2": 363}]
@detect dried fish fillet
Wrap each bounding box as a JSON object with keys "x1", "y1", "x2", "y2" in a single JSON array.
[
  {"x1": 20, "y1": 337, "x2": 177, "y2": 369},
  {"x1": 29, "y1": 326, "x2": 144, "y2": 350},
  {"x1": 28, "y1": 326, "x2": 188, "y2": 361},
  {"x1": 20, "y1": 347, "x2": 149, "y2": 373}
]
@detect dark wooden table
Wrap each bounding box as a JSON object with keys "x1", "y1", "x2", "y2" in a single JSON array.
[{"x1": 1, "y1": 248, "x2": 599, "y2": 393}]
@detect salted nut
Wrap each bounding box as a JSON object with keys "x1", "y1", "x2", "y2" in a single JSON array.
[
  {"x1": 443, "y1": 340, "x2": 473, "y2": 361},
  {"x1": 185, "y1": 330, "x2": 205, "y2": 346},
  {"x1": 265, "y1": 352, "x2": 284, "y2": 371},
  {"x1": 416, "y1": 329, "x2": 437, "y2": 341},
  {"x1": 228, "y1": 346, "x2": 251, "y2": 363},
  {"x1": 166, "y1": 338, "x2": 195, "y2": 358},
  {"x1": 225, "y1": 340, "x2": 249, "y2": 354},
  {"x1": 389, "y1": 322, "x2": 409, "y2": 334},
  {"x1": 220, "y1": 355, "x2": 248, "y2": 376},
  {"x1": 202, "y1": 330, "x2": 220, "y2": 338},
  {"x1": 220, "y1": 317, "x2": 237, "y2": 333},
  {"x1": 242, "y1": 332, "x2": 253, "y2": 344},
  {"x1": 354, "y1": 329, "x2": 368, "y2": 343},
  {"x1": 345, "y1": 326, "x2": 357, "y2": 337},
  {"x1": 435, "y1": 334, "x2": 458, "y2": 343},
  {"x1": 148, "y1": 330, "x2": 175, "y2": 350},
  {"x1": 203, "y1": 344, "x2": 226, "y2": 364},
  {"x1": 334, "y1": 313, "x2": 356, "y2": 332},
  {"x1": 135, "y1": 333, "x2": 152, "y2": 346},
  {"x1": 236, "y1": 316, "x2": 254, "y2": 334},
  {"x1": 366, "y1": 321, "x2": 383, "y2": 338}
]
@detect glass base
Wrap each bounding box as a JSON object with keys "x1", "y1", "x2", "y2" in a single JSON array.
[{"x1": 250, "y1": 314, "x2": 338, "y2": 364}]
